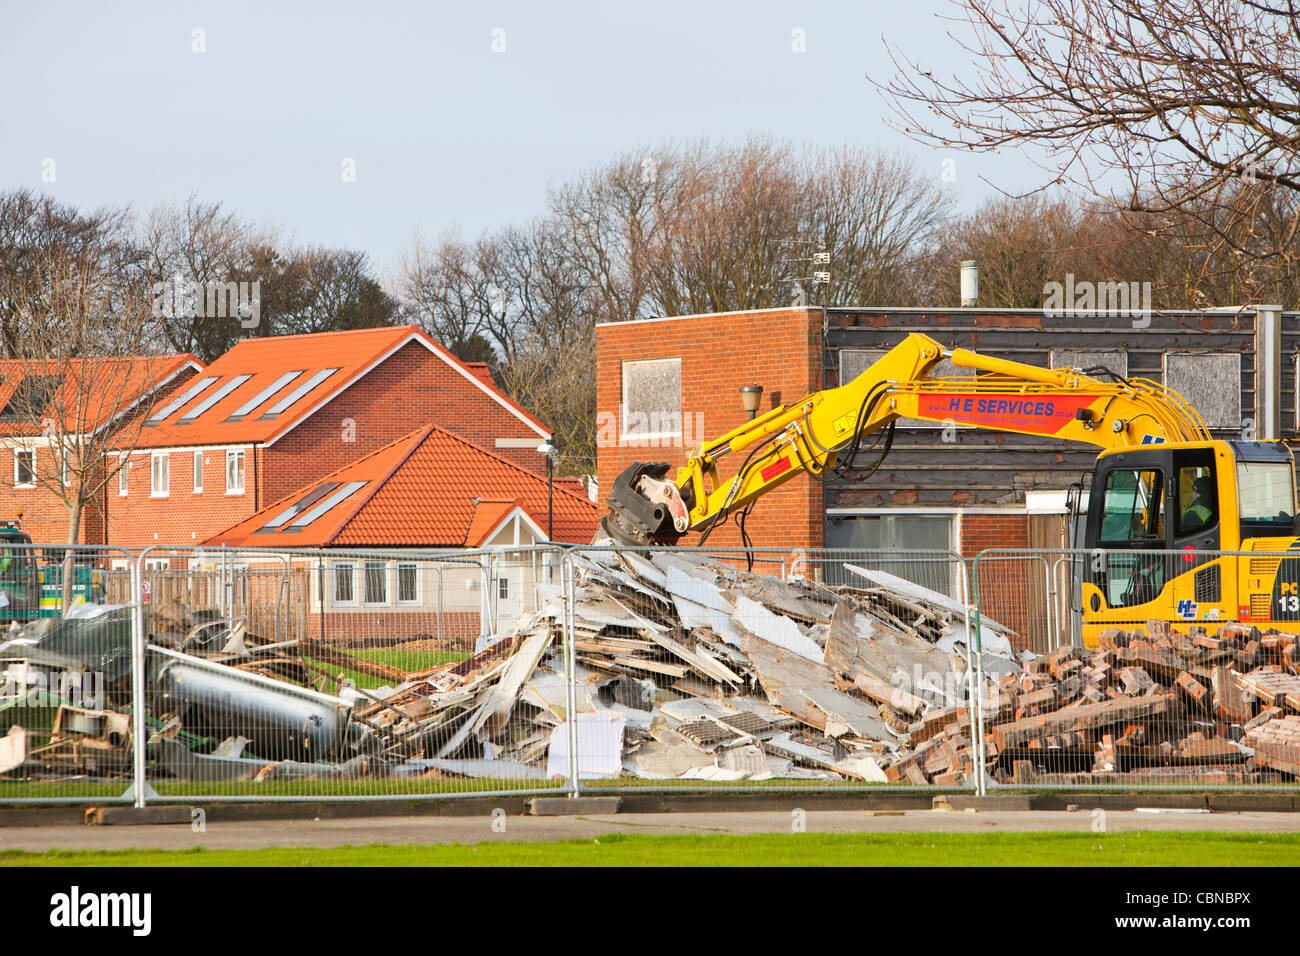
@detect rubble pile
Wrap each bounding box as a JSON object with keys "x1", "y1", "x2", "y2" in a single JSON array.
[
  {"x1": 998, "y1": 622, "x2": 1300, "y2": 785},
  {"x1": 343, "y1": 550, "x2": 1025, "y2": 783},
  {"x1": 2, "y1": 550, "x2": 1300, "y2": 788}
]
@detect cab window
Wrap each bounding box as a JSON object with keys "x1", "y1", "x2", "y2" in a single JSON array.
[
  {"x1": 1177, "y1": 464, "x2": 1217, "y2": 536},
  {"x1": 1100, "y1": 469, "x2": 1164, "y2": 545}
]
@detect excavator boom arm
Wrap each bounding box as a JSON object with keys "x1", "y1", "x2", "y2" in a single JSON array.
[{"x1": 600, "y1": 333, "x2": 1210, "y2": 546}]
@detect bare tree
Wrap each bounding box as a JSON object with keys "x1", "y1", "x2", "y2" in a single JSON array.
[
  {"x1": 876, "y1": 0, "x2": 1300, "y2": 303},
  {"x1": 0, "y1": 189, "x2": 138, "y2": 358},
  {"x1": 3, "y1": 245, "x2": 180, "y2": 612}
]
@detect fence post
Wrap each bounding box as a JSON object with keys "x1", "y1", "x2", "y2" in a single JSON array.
[
  {"x1": 561, "y1": 548, "x2": 580, "y2": 796},
  {"x1": 967, "y1": 552, "x2": 988, "y2": 797},
  {"x1": 130, "y1": 551, "x2": 147, "y2": 808}
]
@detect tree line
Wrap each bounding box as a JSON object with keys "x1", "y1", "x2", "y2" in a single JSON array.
[{"x1": 4, "y1": 136, "x2": 1299, "y2": 477}]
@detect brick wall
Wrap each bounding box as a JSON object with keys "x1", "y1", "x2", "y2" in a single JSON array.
[
  {"x1": 107, "y1": 446, "x2": 258, "y2": 548},
  {"x1": 596, "y1": 308, "x2": 824, "y2": 554},
  {"x1": 959, "y1": 512, "x2": 1044, "y2": 649}
]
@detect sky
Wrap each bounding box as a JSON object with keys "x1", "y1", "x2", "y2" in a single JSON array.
[{"x1": 1, "y1": 0, "x2": 1044, "y2": 277}]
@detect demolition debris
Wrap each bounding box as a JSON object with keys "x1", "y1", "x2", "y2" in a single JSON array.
[{"x1": 3, "y1": 552, "x2": 1300, "y2": 787}]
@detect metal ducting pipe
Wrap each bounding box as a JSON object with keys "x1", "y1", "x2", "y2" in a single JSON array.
[{"x1": 960, "y1": 260, "x2": 978, "y2": 307}]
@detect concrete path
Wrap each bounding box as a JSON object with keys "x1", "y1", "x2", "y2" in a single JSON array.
[{"x1": 2, "y1": 809, "x2": 1298, "y2": 852}]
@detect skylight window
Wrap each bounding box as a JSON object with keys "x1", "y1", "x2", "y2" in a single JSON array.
[
  {"x1": 285, "y1": 480, "x2": 367, "y2": 529},
  {"x1": 0, "y1": 375, "x2": 63, "y2": 422},
  {"x1": 149, "y1": 377, "x2": 217, "y2": 423},
  {"x1": 178, "y1": 375, "x2": 253, "y2": 423},
  {"x1": 256, "y1": 481, "x2": 342, "y2": 532},
  {"x1": 225, "y1": 370, "x2": 305, "y2": 422},
  {"x1": 257, "y1": 368, "x2": 339, "y2": 419}
]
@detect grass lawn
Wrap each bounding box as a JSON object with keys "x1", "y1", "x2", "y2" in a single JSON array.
[
  {"x1": 303, "y1": 647, "x2": 468, "y2": 690},
  {"x1": 2, "y1": 831, "x2": 1296, "y2": 866}
]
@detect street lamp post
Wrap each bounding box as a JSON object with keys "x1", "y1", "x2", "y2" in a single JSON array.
[
  {"x1": 536, "y1": 442, "x2": 555, "y2": 541},
  {"x1": 739, "y1": 384, "x2": 764, "y2": 420}
]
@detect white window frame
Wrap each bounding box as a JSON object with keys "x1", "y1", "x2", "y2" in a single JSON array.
[
  {"x1": 396, "y1": 561, "x2": 421, "y2": 605},
  {"x1": 226, "y1": 449, "x2": 246, "y2": 495},
  {"x1": 363, "y1": 559, "x2": 389, "y2": 606},
  {"x1": 13, "y1": 450, "x2": 34, "y2": 488},
  {"x1": 118, "y1": 456, "x2": 130, "y2": 496},
  {"x1": 60, "y1": 446, "x2": 71, "y2": 487},
  {"x1": 143, "y1": 558, "x2": 171, "y2": 571},
  {"x1": 332, "y1": 561, "x2": 357, "y2": 606},
  {"x1": 620, "y1": 357, "x2": 683, "y2": 442},
  {"x1": 193, "y1": 451, "x2": 204, "y2": 493},
  {"x1": 151, "y1": 451, "x2": 170, "y2": 497}
]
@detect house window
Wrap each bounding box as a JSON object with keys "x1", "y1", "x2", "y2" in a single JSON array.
[
  {"x1": 498, "y1": 576, "x2": 510, "y2": 600},
  {"x1": 226, "y1": 449, "x2": 245, "y2": 494},
  {"x1": 621, "y1": 358, "x2": 682, "y2": 442},
  {"x1": 1164, "y1": 353, "x2": 1241, "y2": 430},
  {"x1": 397, "y1": 562, "x2": 419, "y2": 604},
  {"x1": 118, "y1": 458, "x2": 129, "y2": 496},
  {"x1": 61, "y1": 448, "x2": 71, "y2": 487},
  {"x1": 151, "y1": 452, "x2": 169, "y2": 497},
  {"x1": 193, "y1": 451, "x2": 204, "y2": 493},
  {"x1": 333, "y1": 562, "x2": 355, "y2": 605},
  {"x1": 13, "y1": 451, "x2": 33, "y2": 487},
  {"x1": 364, "y1": 560, "x2": 387, "y2": 605}
]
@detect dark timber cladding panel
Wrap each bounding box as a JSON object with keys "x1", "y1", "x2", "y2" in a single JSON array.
[{"x1": 823, "y1": 308, "x2": 1259, "y2": 508}]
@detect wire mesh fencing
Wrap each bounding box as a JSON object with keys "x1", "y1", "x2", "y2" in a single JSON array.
[
  {"x1": 0, "y1": 544, "x2": 139, "y2": 804},
  {"x1": 972, "y1": 548, "x2": 1300, "y2": 790},
  {"x1": 6, "y1": 540, "x2": 1300, "y2": 803}
]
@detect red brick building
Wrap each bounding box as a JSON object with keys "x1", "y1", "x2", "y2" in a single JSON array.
[
  {"x1": 201, "y1": 423, "x2": 598, "y2": 641},
  {"x1": 597, "y1": 303, "x2": 1294, "y2": 577},
  {"x1": 0, "y1": 354, "x2": 203, "y2": 544},
  {"x1": 110, "y1": 325, "x2": 552, "y2": 548},
  {"x1": 597, "y1": 307, "x2": 824, "y2": 557}
]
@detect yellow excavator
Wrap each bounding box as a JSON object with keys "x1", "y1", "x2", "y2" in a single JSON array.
[{"x1": 601, "y1": 332, "x2": 1300, "y2": 645}]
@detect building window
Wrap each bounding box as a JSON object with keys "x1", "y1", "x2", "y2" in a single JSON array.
[
  {"x1": 840, "y1": 350, "x2": 976, "y2": 427},
  {"x1": 226, "y1": 449, "x2": 245, "y2": 494},
  {"x1": 823, "y1": 513, "x2": 956, "y2": 592},
  {"x1": 151, "y1": 452, "x2": 169, "y2": 497},
  {"x1": 397, "y1": 562, "x2": 419, "y2": 604},
  {"x1": 364, "y1": 560, "x2": 387, "y2": 605},
  {"x1": 13, "y1": 451, "x2": 34, "y2": 487},
  {"x1": 333, "y1": 562, "x2": 355, "y2": 605},
  {"x1": 118, "y1": 458, "x2": 129, "y2": 496},
  {"x1": 621, "y1": 358, "x2": 682, "y2": 442},
  {"x1": 193, "y1": 451, "x2": 204, "y2": 493},
  {"x1": 1164, "y1": 352, "x2": 1241, "y2": 430},
  {"x1": 498, "y1": 576, "x2": 510, "y2": 600}
]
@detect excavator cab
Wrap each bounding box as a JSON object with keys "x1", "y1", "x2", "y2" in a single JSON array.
[{"x1": 1077, "y1": 440, "x2": 1298, "y2": 641}]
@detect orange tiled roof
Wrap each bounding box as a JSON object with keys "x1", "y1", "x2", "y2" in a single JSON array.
[
  {"x1": 0, "y1": 354, "x2": 201, "y2": 436},
  {"x1": 136, "y1": 325, "x2": 548, "y2": 448},
  {"x1": 462, "y1": 362, "x2": 497, "y2": 389},
  {"x1": 205, "y1": 424, "x2": 599, "y2": 547}
]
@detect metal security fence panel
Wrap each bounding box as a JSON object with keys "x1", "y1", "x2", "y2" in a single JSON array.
[
  {"x1": 136, "y1": 546, "x2": 574, "y2": 802},
  {"x1": 549, "y1": 546, "x2": 981, "y2": 794},
  {"x1": 973, "y1": 548, "x2": 1300, "y2": 791},
  {"x1": 0, "y1": 544, "x2": 139, "y2": 805}
]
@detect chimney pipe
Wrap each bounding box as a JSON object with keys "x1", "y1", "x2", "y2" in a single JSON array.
[{"x1": 960, "y1": 260, "x2": 978, "y2": 308}]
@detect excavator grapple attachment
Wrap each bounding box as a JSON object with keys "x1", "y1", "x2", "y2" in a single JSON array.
[{"x1": 599, "y1": 462, "x2": 690, "y2": 546}]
